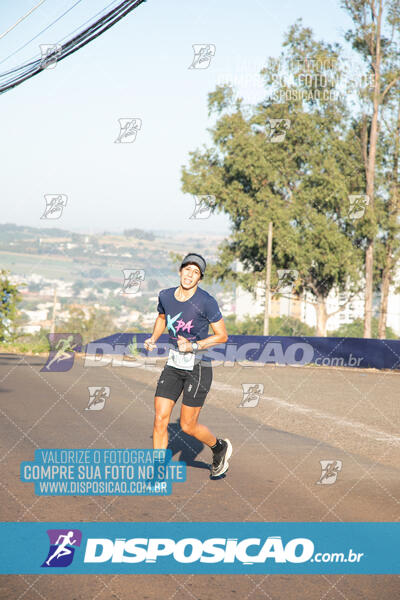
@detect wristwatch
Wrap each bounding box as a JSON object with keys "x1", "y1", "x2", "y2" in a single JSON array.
[{"x1": 191, "y1": 342, "x2": 199, "y2": 352}]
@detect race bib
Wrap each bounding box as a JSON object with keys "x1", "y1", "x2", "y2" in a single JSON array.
[{"x1": 167, "y1": 348, "x2": 195, "y2": 370}]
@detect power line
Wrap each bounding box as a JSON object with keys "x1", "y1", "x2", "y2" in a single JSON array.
[
  {"x1": 57, "y1": 0, "x2": 122, "y2": 46},
  {"x1": 0, "y1": 0, "x2": 122, "y2": 74},
  {"x1": 0, "y1": 0, "x2": 47, "y2": 42},
  {"x1": 0, "y1": 0, "x2": 147, "y2": 95},
  {"x1": 0, "y1": 0, "x2": 84, "y2": 66}
]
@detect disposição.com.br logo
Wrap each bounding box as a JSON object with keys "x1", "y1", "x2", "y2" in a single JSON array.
[{"x1": 41, "y1": 529, "x2": 82, "y2": 568}]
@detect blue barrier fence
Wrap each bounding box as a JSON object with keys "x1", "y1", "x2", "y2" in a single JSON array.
[{"x1": 83, "y1": 333, "x2": 400, "y2": 371}]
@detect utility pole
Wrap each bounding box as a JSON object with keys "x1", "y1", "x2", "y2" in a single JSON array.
[
  {"x1": 263, "y1": 222, "x2": 273, "y2": 336},
  {"x1": 50, "y1": 287, "x2": 57, "y2": 334}
]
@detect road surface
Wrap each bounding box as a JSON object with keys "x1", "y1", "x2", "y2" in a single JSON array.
[{"x1": 0, "y1": 352, "x2": 398, "y2": 599}]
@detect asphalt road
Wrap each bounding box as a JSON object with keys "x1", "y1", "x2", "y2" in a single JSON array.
[{"x1": 0, "y1": 352, "x2": 399, "y2": 599}]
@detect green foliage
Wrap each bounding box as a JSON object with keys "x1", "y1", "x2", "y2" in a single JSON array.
[
  {"x1": 0, "y1": 328, "x2": 51, "y2": 354},
  {"x1": 87, "y1": 268, "x2": 104, "y2": 279},
  {"x1": 19, "y1": 300, "x2": 40, "y2": 310},
  {"x1": 225, "y1": 312, "x2": 397, "y2": 339},
  {"x1": 328, "y1": 317, "x2": 397, "y2": 339},
  {"x1": 72, "y1": 280, "x2": 86, "y2": 295},
  {"x1": 123, "y1": 228, "x2": 155, "y2": 241},
  {"x1": 181, "y1": 24, "x2": 367, "y2": 337},
  {"x1": 147, "y1": 278, "x2": 160, "y2": 291},
  {"x1": 225, "y1": 313, "x2": 316, "y2": 336},
  {"x1": 127, "y1": 335, "x2": 140, "y2": 357},
  {"x1": 107, "y1": 297, "x2": 123, "y2": 313},
  {"x1": 0, "y1": 223, "x2": 71, "y2": 241},
  {"x1": 102, "y1": 280, "x2": 121, "y2": 290},
  {"x1": 131, "y1": 321, "x2": 149, "y2": 333},
  {"x1": 269, "y1": 316, "x2": 316, "y2": 337},
  {"x1": 0, "y1": 269, "x2": 23, "y2": 341},
  {"x1": 57, "y1": 306, "x2": 115, "y2": 344}
]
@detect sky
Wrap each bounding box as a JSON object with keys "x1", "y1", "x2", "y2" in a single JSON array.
[{"x1": 0, "y1": 0, "x2": 354, "y2": 236}]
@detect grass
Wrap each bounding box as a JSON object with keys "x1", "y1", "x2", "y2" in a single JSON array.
[{"x1": 0, "y1": 331, "x2": 50, "y2": 355}]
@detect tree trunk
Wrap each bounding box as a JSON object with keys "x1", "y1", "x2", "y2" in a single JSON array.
[
  {"x1": 363, "y1": 0, "x2": 383, "y2": 338},
  {"x1": 378, "y1": 100, "x2": 400, "y2": 339},
  {"x1": 315, "y1": 296, "x2": 328, "y2": 337},
  {"x1": 364, "y1": 242, "x2": 374, "y2": 337},
  {"x1": 378, "y1": 255, "x2": 391, "y2": 339},
  {"x1": 263, "y1": 222, "x2": 273, "y2": 336}
]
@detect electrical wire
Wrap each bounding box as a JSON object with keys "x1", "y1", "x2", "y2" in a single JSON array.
[
  {"x1": 0, "y1": 0, "x2": 147, "y2": 95},
  {"x1": 0, "y1": 0, "x2": 47, "y2": 42},
  {"x1": 56, "y1": 0, "x2": 122, "y2": 46},
  {"x1": 0, "y1": 0, "x2": 121, "y2": 76},
  {"x1": 0, "y1": 0, "x2": 84, "y2": 66}
]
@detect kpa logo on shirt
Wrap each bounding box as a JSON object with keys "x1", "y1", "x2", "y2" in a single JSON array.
[
  {"x1": 41, "y1": 529, "x2": 82, "y2": 568},
  {"x1": 167, "y1": 312, "x2": 194, "y2": 336}
]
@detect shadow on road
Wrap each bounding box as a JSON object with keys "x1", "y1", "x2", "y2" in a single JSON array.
[{"x1": 167, "y1": 418, "x2": 210, "y2": 471}]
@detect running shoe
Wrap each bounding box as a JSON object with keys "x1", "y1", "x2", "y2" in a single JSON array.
[{"x1": 211, "y1": 438, "x2": 232, "y2": 477}]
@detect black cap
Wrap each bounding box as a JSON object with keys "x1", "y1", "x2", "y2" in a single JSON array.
[{"x1": 180, "y1": 253, "x2": 206, "y2": 277}]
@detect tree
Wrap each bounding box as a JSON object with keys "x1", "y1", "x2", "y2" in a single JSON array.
[
  {"x1": 87, "y1": 268, "x2": 104, "y2": 279},
  {"x1": 147, "y1": 278, "x2": 160, "y2": 291},
  {"x1": 342, "y1": 0, "x2": 400, "y2": 336},
  {"x1": 377, "y1": 93, "x2": 400, "y2": 337},
  {"x1": 181, "y1": 23, "x2": 365, "y2": 336},
  {"x1": 72, "y1": 280, "x2": 86, "y2": 296},
  {"x1": 102, "y1": 280, "x2": 121, "y2": 290},
  {"x1": 329, "y1": 316, "x2": 397, "y2": 338},
  {"x1": 124, "y1": 228, "x2": 155, "y2": 241},
  {"x1": 225, "y1": 313, "x2": 316, "y2": 336},
  {"x1": 57, "y1": 306, "x2": 115, "y2": 344},
  {"x1": 0, "y1": 270, "x2": 23, "y2": 341}
]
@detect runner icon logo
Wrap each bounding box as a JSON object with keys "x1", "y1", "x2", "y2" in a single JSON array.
[
  {"x1": 239, "y1": 383, "x2": 264, "y2": 407},
  {"x1": 189, "y1": 195, "x2": 215, "y2": 219},
  {"x1": 120, "y1": 269, "x2": 145, "y2": 294},
  {"x1": 276, "y1": 269, "x2": 299, "y2": 294},
  {"x1": 39, "y1": 44, "x2": 62, "y2": 69},
  {"x1": 348, "y1": 194, "x2": 369, "y2": 220},
  {"x1": 41, "y1": 333, "x2": 82, "y2": 372},
  {"x1": 188, "y1": 44, "x2": 216, "y2": 70},
  {"x1": 115, "y1": 118, "x2": 142, "y2": 143},
  {"x1": 40, "y1": 194, "x2": 68, "y2": 219},
  {"x1": 316, "y1": 460, "x2": 342, "y2": 485},
  {"x1": 86, "y1": 386, "x2": 110, "y2": 411},
  {"x1": 266, "y1": 119, "x2": 291, "y2": 143},
  {"x1": 41, "y1": 529, "x2": 82, "y2": 568}
]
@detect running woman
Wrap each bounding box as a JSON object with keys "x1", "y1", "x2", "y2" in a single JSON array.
[{"x1": 144, "y1": 253, "x2": 232, "y2": 477}]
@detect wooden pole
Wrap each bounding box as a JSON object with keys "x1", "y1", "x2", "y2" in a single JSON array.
[{"x1": 263, "y1": 222, "x2": 273, "y2": 336}]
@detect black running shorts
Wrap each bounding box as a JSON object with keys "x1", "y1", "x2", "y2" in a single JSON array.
[{"x1": 155, "y1": 362, "x2": 213, "y2": 407}]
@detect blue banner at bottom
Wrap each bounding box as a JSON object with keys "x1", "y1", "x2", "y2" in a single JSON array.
[{"x1": 0, "y1": 522, "x2": 398, "y2": 574}]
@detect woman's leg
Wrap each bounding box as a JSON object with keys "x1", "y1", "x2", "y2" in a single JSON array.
[
  {"x1": 153, "y1": 396, "x2": 175, "y2": 449},
  {"x1": 179, "y1": 404, "x2": 217, "y2": 447}
]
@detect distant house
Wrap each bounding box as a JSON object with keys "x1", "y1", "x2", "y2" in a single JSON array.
[{"x1": 19, "y1": 308, "x2": 50, "y2": 334}]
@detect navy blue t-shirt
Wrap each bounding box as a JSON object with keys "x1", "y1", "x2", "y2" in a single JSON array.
[{"x1": 157, "y1": 286, "x2": 223, "y2": 363}]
